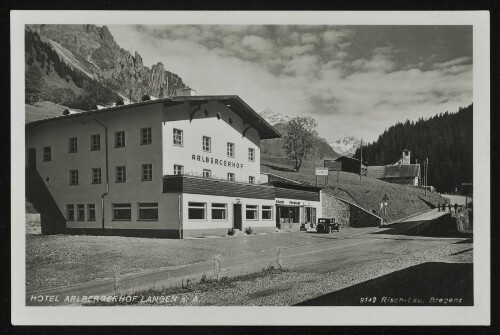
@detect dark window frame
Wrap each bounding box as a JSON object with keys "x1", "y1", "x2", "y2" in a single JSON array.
[
  {"x1": 91, "y1": 167, "x2": 102, "y2": 184},
  {"x1": 69, "y1": 169, "x2": 79, "y2": 186},
  {"x1": 141, "y1": 127, "x2": 152, "y2": 145},
  {"x1": 43, "y1": 146, "x2": 51, "y2": 162},
  {"x1": 115, "y1": 166, "x2": 126, "y2": 183},
  {"x1": 115, "y1": 131, "x2": 126, "y2": 148},
  {"x1": 141, "y1": 164, "x2": 153, "y2": 181},
  {"x1": 68, "y1": 137, "x2": 78, "y2": 153},
  {"x1": 91, "y1": 134, "x2": 101, "y2": 151}
]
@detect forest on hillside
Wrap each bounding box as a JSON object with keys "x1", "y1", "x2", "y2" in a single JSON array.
[{"x1": 354, "y1": 104, "x2": 473, "y2": 192}]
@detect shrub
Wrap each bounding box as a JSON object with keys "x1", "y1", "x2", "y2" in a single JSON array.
[
  {"x1": 115, "y1": 98, "x2": 124, "y2": 106},
  {"x1": 62, "y1": 109, "x2": 70, "y2": 115},
  {"x1": 65, "y1": 75, "x2": 71, "y2": 83},
  {"x1": 245, "y1": 226, "x2": 253, "y2": 235},
  {"x1": 141, "y1": 94, "x2": 151, "y2": 102},
  {"x1": 227, "y1": 228, "x2": 235, "y2": 236}
]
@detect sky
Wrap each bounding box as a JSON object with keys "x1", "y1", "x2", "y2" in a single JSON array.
[{"x1": 108, "y1": 25, "x2": 472, "y2": 143}]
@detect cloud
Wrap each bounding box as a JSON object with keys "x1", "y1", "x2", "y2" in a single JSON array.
[{"x1": 108, "y1": 25, "x2": 473, "y2": 142}]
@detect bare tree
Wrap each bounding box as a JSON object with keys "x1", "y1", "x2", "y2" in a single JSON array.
[{"x1": 283, "y1": 116, "x2": 318, "y2": 171}]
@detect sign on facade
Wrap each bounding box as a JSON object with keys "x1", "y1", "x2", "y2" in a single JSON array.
[{"x1": 315, "y1": 167, "x2": 329, "y2": 176}]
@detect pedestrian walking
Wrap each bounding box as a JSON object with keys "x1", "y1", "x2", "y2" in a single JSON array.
[
  {"x1": 442, "y1": 203, "x2": 446, "y2": 212},
  {"x1": 448, "y1": 203, "x2": 452, "y2": 212},
  {"x1": 454, "y1": 203, "x2": 458, "y2": 214},
  {"x1": 437, "y1": 202, "x2": 441, "y2": 212}
]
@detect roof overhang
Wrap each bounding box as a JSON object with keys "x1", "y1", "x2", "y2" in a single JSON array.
[{"x1": 26, "y1": 95, "x2": 282, "y2": 140}]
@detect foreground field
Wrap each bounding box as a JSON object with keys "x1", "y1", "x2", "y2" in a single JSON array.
[
  {"x1": 90, "y1": 239, "x2": 473, "y2": 306},
  {"x1": 26, "y1": 228, "x2": 376, "y2": 292}
]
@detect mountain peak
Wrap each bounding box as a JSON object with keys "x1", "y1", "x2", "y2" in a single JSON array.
[
  {"x1": 259, "y1": 108, "x2": 290, "y2": 125},
  {"x1": 330, "y1": 136, "x2": 361, "y2": 157}
]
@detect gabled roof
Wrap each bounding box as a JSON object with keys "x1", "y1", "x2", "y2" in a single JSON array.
[
  {"x1": 26, "y1": 95, "x2": 281, "y2": 140},
  {"x1": 367, "y1": 164, "x2": 421, "y2": 179}
]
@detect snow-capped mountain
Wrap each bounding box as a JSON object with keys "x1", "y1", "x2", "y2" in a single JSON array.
[
  {"x1": 330, "y1": 136, "x2": 361, "y2": 157},
  {"x1": 259, "y1": 108, "x2": 290, "y2": 125}
]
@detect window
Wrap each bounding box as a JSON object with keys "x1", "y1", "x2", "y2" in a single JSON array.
[
  {"x1": 202, "y1": 136, "x2": 211, "y2": 152},
  {"x1": 87, "y1": 204, "x2": 96, "y2": 221},
  {"x1": 68, "y1": 137, "x2": 78, "y2": 153},
  {"x1": 211, "y1": 203, "x2": 227, "y2": 220},
  {"x1": 115, "y1": 131, "x2": 125, "y2": 148},
  {"x1": 43, "y1": 146, "x2": 51, "y2": 162},
  {"x1": 91, "y1": 168, "x2": 101, "y2": 184},
  {"x1": 141, "y1": 127, "x2": 152, "y2": 145},
  {"x1": 116, "y1": 166, "x2": 126, "y2": 183},
  {"x1": 248, "y1": 148, "x2": 255, "y2": 162},
  {"x1": 91, "y1": 134, "x2": 100, "y2": 151},
  {"x1": 246, "y1": 205, "x2": 258, "y2": 220},
  {"x1": 142, "y1": 164, "x2": 153, "y2": 181},
  {"x1": 77, "y1": 204, "x2": 85, "y2": 221},
  {"x1": 112, "y1": 203, "x2": 132, "y2": 220},
  {"x1": 173, "y1": 128, "x2": 183, "y2": 146},
  {"x1": 138, "y1": 202, "x2": 158, "y2": 220},
  {"x1": 173, "y1": 164, "x2": 184, "y2": 175},
  {"x1": 188, "y1": 202, "x2": 206, "y2": 220},
  {"x1": 262, "y1": 205, "x2": 273, "y2": 220},
  {"x1": 69, "y1": 170, "x2": 79, "y2": 185},
  {"x1": 203, "y1": 169, "x2": 211, "y2": 178},
  {"x1": 66, "y1": 204, "x2": 75, "y2": 221},
  {"x1": 248, "y1": 176, "x2": 255, "y2": 184},
  {"x1": 227, "y1": 173, "x2": 235, "y2": 181},
  {"x1": 227, "y1": 142, "x2": 234, "y2": 157}
]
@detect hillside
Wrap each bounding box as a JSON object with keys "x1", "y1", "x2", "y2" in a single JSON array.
[
  {"x1": 260, "y1": 161, "x2": 443, "y2": 223},
  {"x1": 25, "y1": 25, "x2": 188, "y2": 109},
  {"x1": 25, "y1": 101, "x2": 86, "y2": 123},
  {"x1": 355, "y1": 104, "x2": 473, "y2": 192}
]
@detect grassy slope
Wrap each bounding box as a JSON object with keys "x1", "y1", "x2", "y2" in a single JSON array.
[
  {"x1": 25, "y1": 101, "x2": 86, "y2": 123},
  {"x1": 261, "y1": 155, "x2": 443, "y2": 223}
]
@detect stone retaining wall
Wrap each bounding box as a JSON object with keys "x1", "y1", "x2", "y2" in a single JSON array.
[
  {"x1": 322, "y1": 193, "x2": 382, "y2": 227},
  {"x1": 26, "y1": 213, "x2": 41, "y2": 235}
]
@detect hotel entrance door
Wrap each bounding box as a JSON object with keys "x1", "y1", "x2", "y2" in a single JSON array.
[{"x1": 233, "y1": 204, "x2": 242, "y2": 230}]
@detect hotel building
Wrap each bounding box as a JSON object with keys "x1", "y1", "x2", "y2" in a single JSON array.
[{"x1": 26, "y1": 93, "x2": 323, "y2": 238}]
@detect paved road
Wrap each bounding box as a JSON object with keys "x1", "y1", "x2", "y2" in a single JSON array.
[{"x1": 26, "y1": 210, "x2": 466, "y2": 306}]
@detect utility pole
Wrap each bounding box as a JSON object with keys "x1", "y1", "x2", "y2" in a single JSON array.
[
  {"x1": 359, "y1": 139, "x2": 363, "y2": 181},
  {"x1": 424, "y1": 158, "x2": 428, "y2": 196}
]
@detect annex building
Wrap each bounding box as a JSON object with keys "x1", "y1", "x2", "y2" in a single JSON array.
[
  {"x1": 366, "y1": 149, "x2": 421, "y2": 186},
  {"x1": 26, "y1": 93, "x2": 323, "y2": 238}
]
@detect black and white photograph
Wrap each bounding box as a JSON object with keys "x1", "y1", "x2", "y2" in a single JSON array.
[{"x1": 11, "y1": 10, "x2": 490, "y2": 325}]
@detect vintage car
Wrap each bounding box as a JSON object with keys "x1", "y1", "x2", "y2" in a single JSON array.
[{"x1": 316, "y1": 217, "x2": 340, "y2": 233}]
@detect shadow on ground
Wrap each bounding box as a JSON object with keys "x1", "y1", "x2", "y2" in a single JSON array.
[{"x1": 296, "y1": 262, "x2": 473, "y2": 306}]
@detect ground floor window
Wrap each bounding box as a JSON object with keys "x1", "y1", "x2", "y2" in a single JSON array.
[
  {"x1": 87, "y1": 204, "x2": 96, "y2": 221},
  {"x1": 113, "y1": 203, "x2": 132, "y2": 220},
  {"x1": 77, "y1": 204, "x2": 85, "y2": 221},
  {"x1": 246, "y1": 205, "x2": 258, "y2": 220},
  {"x1": 174, "y1": 164, "x2": 184, "y2": 175},
  {"x1": 188, "y1": 202, "x2": 206, "y2": 220},
  {"x1": 278, "y1": 206, "x2": 300, "y2": 224},
  {"x1": 138, "y1": 202, "x2": 159, "y2": 220},
  {"x1": 262, "y1": 205, "x2": 273, "y2": 220},
  {"x1": 211, "y1": 203, "x2": 227, "y2": 220},
  {"x1": 66, "y1": 204, "x2": 74, "y2": 221}
]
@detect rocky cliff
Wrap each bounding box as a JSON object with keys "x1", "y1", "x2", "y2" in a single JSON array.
[{"x1": 26, "y1": 24, "x2": 188, "y2": 102}]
